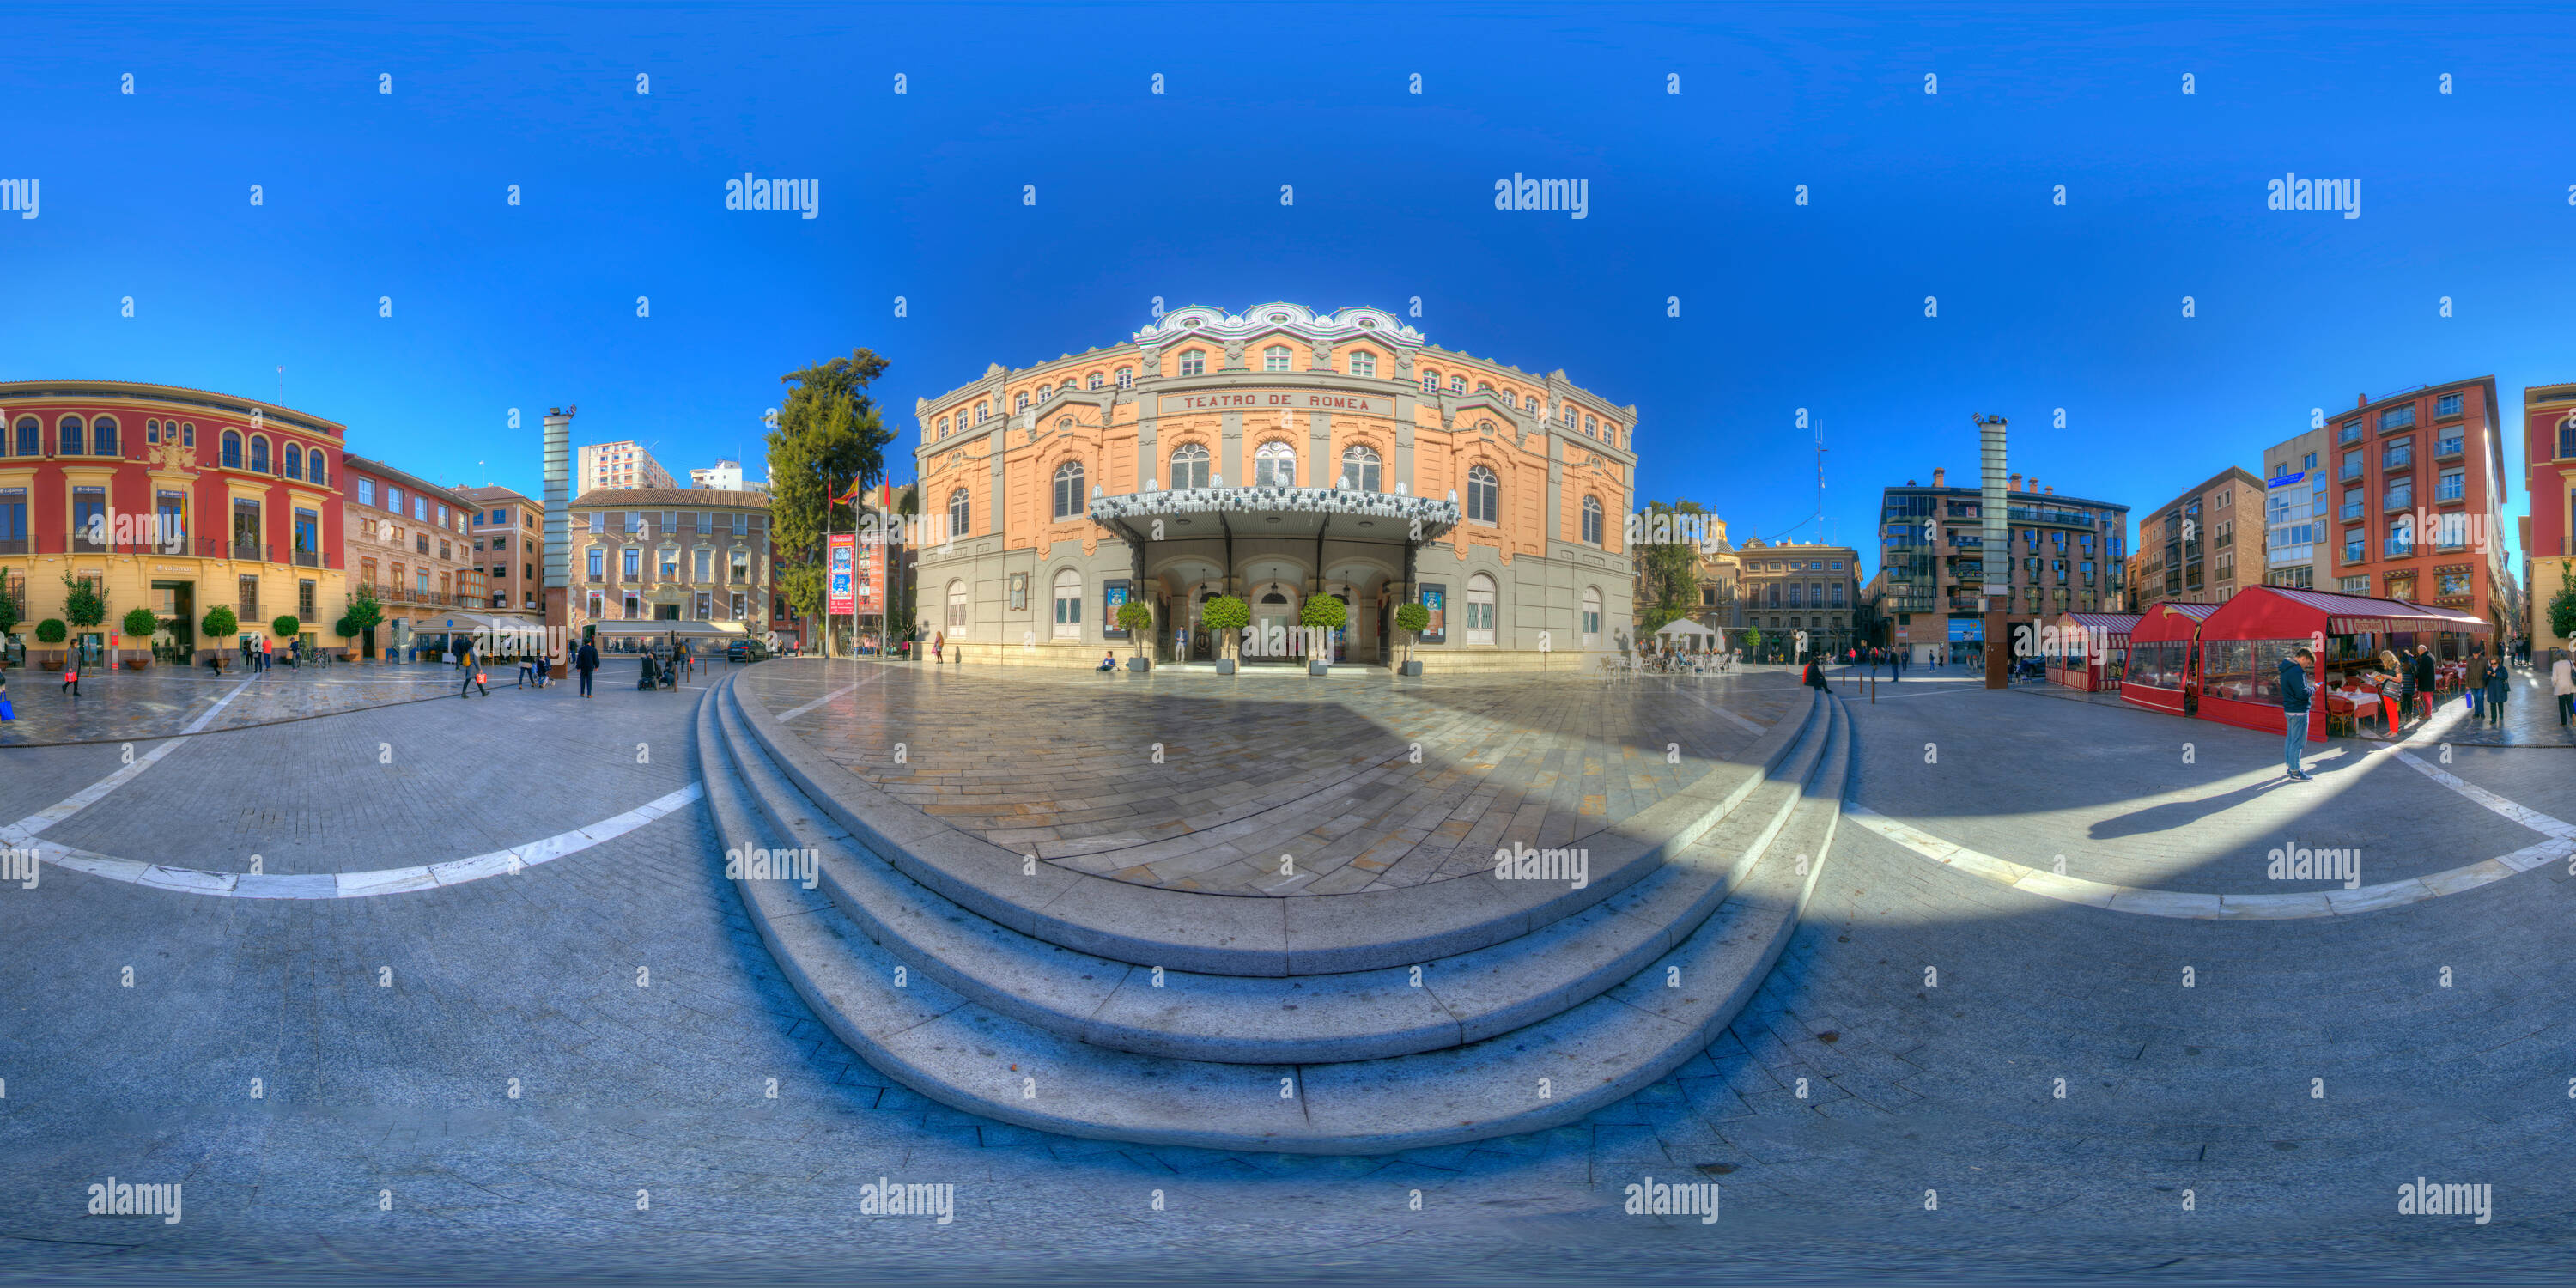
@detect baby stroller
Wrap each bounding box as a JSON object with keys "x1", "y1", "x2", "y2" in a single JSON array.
[{"x1": 637, "y1": 653, "x2": 664, "y2": 690}]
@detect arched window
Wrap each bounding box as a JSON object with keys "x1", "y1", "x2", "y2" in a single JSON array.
[
  {"x1": 936, "y1": 416, "x2": 948, "y2": 437},
  {"x1": 946, "y1": 580, "x2": 969, "y2": 630},
  {"x1": 1449, "y1": 374, "x2": 1466, "y2": 393},
  {"x1": 947, "y1": 488, "x2": 970, "y2": 540},
  {"x1": 1465, "y1": 573, "x2": 1498, "y2": 645},
  {"x1": 1052, "y1": 460, "x2": 1084, "y2": 519},
  {"x1": 91, "y1": 416, "x2": 118, "y2": 455},
  {"x1": 1561, "y1": 404, "x2": 1576, "y2": 428},
  {"x1": 1015, "y1": 392, "x2": 1029, "y2": 412},
  {"x1": 1524, "y1": 394, "x2": 1539, "y2": 413},
  {"x1": 1170, "y1": 443, "x2": 1210, "y2": 490},
  {"x1": 249, "y1": 436, "x2": 270, "y2": 473},
  {"x1": 1421, "y1": 372, "x2": 1439, "y2": 393},
  {"x1": 180, "y1": 422, "x2": 195, "y2": 447},
  {"x1": 1581, "y1": 587, "x2": 1602, "y2": 646},
  {"x1": 1466, "y1": 465, "x2": 1499, "y2": 525},
  {"x1": 1254, "y1": 441, "x2": 1297, "y2": 489},
  {"x1": 284, "y1": 443, "x2": 303, "y2": 480},
  {"x1": 1340, "y1": 445, "x2": 1380, "y2": 492},
  {"x1": 222, "y1": 430, "x2": 243, "y2": 468},
  {"x1": 307, "y1": 449, "x2": 326, "y2": 487},
  {"x1": 1178, "y1": 349, "x2": 1206, "y2": 377},
  {"x1": 1348, "y1": 350, "x2": 1376, "y2": 378},
  {"x1": 1088, "y1": 373, "x2": 1103, "y2": 390},
  {"x1": 1264, "y1": 344, "x2": 1292, "y2": 373},
  {"x1": 146, "y1": 417, "x2": 161, "y2": 444},
  {"x1": 59, "y1": 416, "x2": 84, "y2": 456},
  {"x1": 1115, "y1": 368, "x2": 1133, "y2": 389},
  {"x1": 1585, "y1": 415, "x2": 1599, "y2": 437},
  {"x1": 1581, "y1": 495, "x2": 1604, "y2": 544},
  {"x1": 9, "y1": 416, "x2": 32, "y2": 457},
  {"x1": 1052, "y1": 568, "x2": 1083, "y2": 638},
  {"x1": 975, "y1": 401, "x2": 989, "y2": 423}
]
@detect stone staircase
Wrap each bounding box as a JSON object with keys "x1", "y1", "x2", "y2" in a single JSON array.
[{"x1": 696, "y1": 670, "x2": 1850, "y2": 1153}]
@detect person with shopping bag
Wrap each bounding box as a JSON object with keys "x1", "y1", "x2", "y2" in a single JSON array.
[{"x1": 459, "y1": 641, "x2": 489, "y2": 698}]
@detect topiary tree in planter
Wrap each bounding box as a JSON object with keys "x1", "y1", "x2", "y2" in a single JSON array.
[
  {"x1": 34, "y1": 618, "x2": 66, "y2": 671},
  {"x1": 272, "y1": 614, "x2": 300, "y2": 641},
  {"x1": 1299, "y1": 593, "x2": 1347, "y2": 672},
  {"x1": 202, "y1": 605, "x2": 239, "y2": 669},
  {"x1": 122, "y1": 606, "x2": 160, "y2": 668},
  {"x1": 344, "y1": 586, "x2": 384, "y2": 661},
  {"x1": 61, "y1": 572, "x2": 106, "y2": 668},
  {"x1": 1395, "y1": 601, "x2": 1431, "y2": 672},
  {"x1": 1115, "y1": 598, "x2": 1154, "y2": 668},
  {"x1": 1201, "y1": 594, "x2": 1249, "y2": 670}
]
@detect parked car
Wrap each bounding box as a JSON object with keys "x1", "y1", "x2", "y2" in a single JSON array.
[{"x1": 726, "y1": 640, "x2": 770, "y2": 663}]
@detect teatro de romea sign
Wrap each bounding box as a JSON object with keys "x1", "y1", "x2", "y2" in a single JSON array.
[{"x1": 1159, "y1": 390, "x2": 1394, "y2": 416}]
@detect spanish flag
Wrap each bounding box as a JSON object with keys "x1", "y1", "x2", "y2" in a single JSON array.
[{"x1": 831, "y1": 477, "x2": 866, "y2": 504}]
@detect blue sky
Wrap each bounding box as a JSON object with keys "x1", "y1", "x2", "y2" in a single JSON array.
[{"x1": 3, "y1": 3, "x2": 2571, "y2": 574}]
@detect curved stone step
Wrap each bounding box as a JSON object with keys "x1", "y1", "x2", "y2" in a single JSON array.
[
  {"x1": 703, "y1": 683, "x2": 1854, "y2": 1154},
  {"x1": 727, "y1": 665, "x2": 1821, "y2": 975},
  {"x1": 710, "y1": 673, "x2": 1834, "y2": 1064}
]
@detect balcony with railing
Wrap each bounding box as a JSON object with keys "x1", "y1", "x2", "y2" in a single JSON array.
[
  {"x1": 2560, "y1": 426, "x2": 2576, "y2": 460},
  {"x1": 2434, "y1": 476, "x2": 2466, "y2": 504},
  {"x1": 2339, "y1": 461, "x2": 2363, "y2": 482},
  {"x1": 2384, "y1": 445, "x2": 2413, "y2": 471},
  {"x1": 2436, "y1": 434, "x2": 2464, "y2": 459},
  {"x1": 2383, "y1": 535, "x2": 2414, "y2": 559},
  {"x1": 2384, "y1": 489, "x2": 2414, "y2": 513},
  {"x1": 2339, "y1": 501, "x2": 2363, "y2": 522}
]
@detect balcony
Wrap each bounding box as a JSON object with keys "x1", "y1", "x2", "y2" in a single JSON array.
[
  {"x1": 232, "y1": 539, "x2": 266, "y2": 562},
  {"x1": 70, "y1": 528, "x2": 107, "y2": 554},
  {"x1": 2339, "y1": 464, "x2": 2362, "y2": 482},
  {"x1": 2436, "y1": 435, "x2": 2464, "y2": 459},
  {"x1": 2383, "y1": 448, "x2": 2413, "y2": 471},
  {"x1": 292, "y1": 545, "x2": 320, "y2": 568},
  {"x1": 0, "y1": 538, "x2": 25, "y2": 555},
  {"x1": 2434, "y1": 477, "x2": 2465, "y2": 504},
  {"x1": 2338, "y1": 502, "x2": 2362, "y2": 522},
  {"x1": 2384, "y1": 493, "x2": 2413, "y2": 513}
]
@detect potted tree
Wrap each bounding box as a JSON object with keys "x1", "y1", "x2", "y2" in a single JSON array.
[
  {"x1": 1300, "y1": 593, "x2": 1346, "y2": 676},
  {"x1": 201, "y1": 605, "x2": 239, "y2": 672},
  {"x1": 1115, "y1": 598, "x2": 1154, "y2": 671},
  {"x1": 121, "y1": 607, "x2": 160, "y2": 669},
  {"x1": 272, "y1": 615, "x2": 301, "y2": 667},
  {"x1": 1202, "y1": 594, "x2": 1249, "y2": 675},
  {"x1": 34, "y1": 619, "x2": 66, "y2": 671},
  {"x1": 1394, "y1": 602, "x2": 1430, "y2": 677},
  {"x1": 344, "y1": 586, "x2": 384, "y2": 663},
  {"x1": 61, "y1": 572, "x2": 106, "y2": 674}
]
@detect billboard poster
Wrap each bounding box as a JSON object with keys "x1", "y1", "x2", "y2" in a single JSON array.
[
  {"x1": 1103, "y1": 579, "x2": 1131, "y2": 640},
  {"x1": 1417, "y1": 584, "x2": 1446, "y2": 645},
  {"x1": 852, "y1": 538, "x2": 884, "y2": 613},
  {"x1": 827, "y1": 532, "x2": 855, "y2": 616}
]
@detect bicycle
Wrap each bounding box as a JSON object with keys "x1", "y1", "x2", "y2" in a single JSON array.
[{"x1": 308, "y1": 649, "x2": 334, "y2": 671}]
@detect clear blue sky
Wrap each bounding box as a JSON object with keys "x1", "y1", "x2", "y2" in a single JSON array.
[{"x1": 4, "y1": 3, "x2": 2570, "y2": 575}]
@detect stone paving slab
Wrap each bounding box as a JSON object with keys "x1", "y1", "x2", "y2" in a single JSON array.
[{"x1": 736, "y1": 659, "x2": 1796, "y2": 897}]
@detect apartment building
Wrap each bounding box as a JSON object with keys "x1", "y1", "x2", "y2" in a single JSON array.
[
  {"x1": 455, "y1": 483, "x2": 545, "y2": 625},
  {"x1": 2124, "y1": 467, "x2": 2268, "y2": 607},
  {"x1": 2320, "y1": 377, "x2": 2512, "y2": 632},
  {"x1": 1879, "y1": 468, "x2": 2129, "y2": 665},
  {"x1": 341, "y1": 456, "x2": 487, "y2": 658},
  {"x1": 579, "y1": 440, "x2": 677, "y2": 493},
  {"x1": 2259, "y1": 428, "x2": 2330, "y2": 591}
]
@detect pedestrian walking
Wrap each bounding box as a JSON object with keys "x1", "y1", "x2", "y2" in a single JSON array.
[
  {"x1": 2393, "y1": 647, "x2": 2419, "y2": 731},
  {"x1": 2554, "y1": 649, "x2": 2574, "y2": 727},
  {"x1": 60, "y1": 657, "x2": 79, "y2": 697},
  {"x1": 576, "y1": 639, "x2": 599, "y2": 697},
  {"x1": 2280, "y1": 645, "x2": 2316, "y2": 780},
  {"x1": 2468, "y1": 649, "x2": 2490, "y2": 718},
  {"x1": 2483, "y1": 647, "x2": 2508, "y2": 727},
  {"x1": 518, "y1": 650, "x2": 534, "y2": 688},
  {"x1": 932, "y1": 631, "x2": 944, "y2": 665},
  {"x1": 459, "y1": 642, "x2": 489, "y2": 698},
  {"x1": 0, "y1": 669, "x2": 11, "y2": 721}
]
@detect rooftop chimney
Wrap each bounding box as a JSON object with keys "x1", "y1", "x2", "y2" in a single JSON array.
[
  {"x1": 2011, "y1": 472, "x2": 2024, "y2": 493},
  {"x1": 2045, "y1": 484, "x2": 2055, "y2": 495},
  {"x1": 1932, "y1": 468, "x2": 1947, "y2": 487}
]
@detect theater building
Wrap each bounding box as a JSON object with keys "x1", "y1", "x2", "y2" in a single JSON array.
[
  {"x1": 0, "y1": 380, "x2": 348, "y2": 665},
  {"x1": 909, "y1": 303, "x2": 1640, "y2": 669}
]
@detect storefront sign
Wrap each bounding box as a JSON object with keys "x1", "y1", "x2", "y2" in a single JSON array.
[
  {"x1": 1417, "y1": 584, "x2": 1447, "y2": 645},
  {"x1": 1947, "y1": 617, "x2": 1984, "y2": 642},
  {"x1": 1160, "y1": 390, "x2": 1394, "y2": 417}
]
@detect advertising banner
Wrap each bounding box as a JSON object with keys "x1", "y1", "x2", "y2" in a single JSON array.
[
  {"x1": 1417, "y1": 584, "x2": 1447, "y2": 646},
  {"x1": 827, "y1": 532, "x2": 855, "y2": 616}
]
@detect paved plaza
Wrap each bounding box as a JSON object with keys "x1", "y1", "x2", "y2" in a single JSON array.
[{"x1": 2, "y1": 659, "x2": 2573, "y2": 1281}]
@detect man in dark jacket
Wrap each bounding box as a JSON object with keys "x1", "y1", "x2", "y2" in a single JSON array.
[
  {"x1": 2281, "y1": 646, "x2": 2316, "y2": 781},
  {"x1": 2413, "y1": 646, "x2": 2439, "y2": 721},
  {"x1": 2468, "y1": 650, "x2": 2490, "y2": 718},
  {"x1": 576, "y1": 640, "x2": 600, "y2": 697}
]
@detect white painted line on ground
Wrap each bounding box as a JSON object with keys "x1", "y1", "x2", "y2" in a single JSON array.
[
  {"x1": 774, "y1": 665, "x2": 884, "y2": 722},
  {"x1": 1850, "y1": 702, "x2": 2567, "y2": 918},
  {"x1": 38, "y1": 782, "x2": 705, "y2": 899},
  {"x1": 0, "y1": 677, "x2": 252, "y2": 844},
  {"x1": 1667, "y1": 685, "x2": 1768, "y2": 734}
]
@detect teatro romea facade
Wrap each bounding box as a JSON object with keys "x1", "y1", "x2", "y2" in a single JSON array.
[{"x1": 909, "y1": 303, "x2": 1638, "y2": 670}]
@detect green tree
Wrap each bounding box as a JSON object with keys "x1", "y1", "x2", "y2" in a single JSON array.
[
  {"x1": 345, "y1": 586, "x2": 385, "y2": 635},
  {"x1": 122, "y1": 607, "x2": 159, "y2": 638},
  {"x1": 1115, "y1": 598, "x2": 1154, "y2": 664},
  {"x1": 35, "y1": 619, "x2": 66, "y2": 644},
  {"x1": 1635, "y1": 498, "x2": 1710, "y2": 634},
  {"x1": 60, "y1": 572, "x2": 106, "y2": 634},
  {"x1": 1202, "y1": 595, "x2": 1249, "y2": 663},
  {"x1": 202, "y1": 605, "x2": 239, "y2": 641},
  {"x1": 272, "y1": 615, "x2": 301, "y2": 640},
  {"x1": 2549, "y1": 562, "x2": 2576, "y2": 644},
  {"x1": 0, "y1": 578, "x2": 19, "y2": 641},
  {"x1": 1394, "y1": 601, "x2": 1431, "y2": 668},
  {"x1": 769, "y1": 349, "x2": 896, "y2": 624}
]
